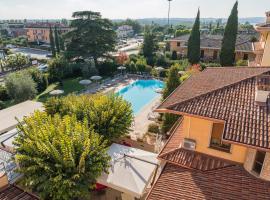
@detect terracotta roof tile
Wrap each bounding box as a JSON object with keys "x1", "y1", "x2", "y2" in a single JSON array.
[
  {"x1": 171, "y1": 34, "x2": 255, "y2": 52},
  {"x1": 147, "y1": 163, "x2": 270, "y2": 200},
  {"x1": 160, "y1": 148, "x2": 235, "y2": 171},
  {"x1": 158, "y1": 67, "x2": 270, "y2": 109},
  {"x1": 158, "y1": 67, "x2": 270, "y2": 150},
  {"x1": 0, "y1": 184, "x2": 39, "y2": 200},
  {"x1": 159, "y1": 118, "x2": 184, "y2": 155}
]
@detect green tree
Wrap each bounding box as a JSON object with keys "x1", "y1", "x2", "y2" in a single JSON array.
[
  {"x1": 49, "y1": 26, "x2": 56, "y2": 57},
  {"x1": 220, "y1": 1, "x2": 238, "y2": 66},
  {"x1": 15, "y1": 112, "x2": 110, "y2": 200},
  {"x1": 65, "y1": 11, "x2": 116, "y2": 65},
  {"x1": 163, "y1": 64, "x2": 181, "y2": 99},
  {"x1": 45, "y1": 94, "x2": 133, "y2": 141},
  {"x1": 136, "y1": 57, "x2": 147, "y2": 72},
  {"x1": 161, "y1": 64, "x2": 181, "y2": 134},
  {"x1": 5, "y1": 53, "x2": 29, "y2": 71},
  {"x1": 48, "y1": 55, "x2": 68, "y2": 82},
  {"x1": 5, "y1": 71, "x2": 37, "y2": 102},
  {"x1": 54, "y1": 26, "x2": 60, "y2": 54},
  {"x1": 142, "y1": 29, "x2": 158, "y2": 65},
  {"x1": 24, "y1": 67, "x2": 48, "y2": 93},
  {"x1": 187, "y1": 9, "x2": 200, "y2": 65}
]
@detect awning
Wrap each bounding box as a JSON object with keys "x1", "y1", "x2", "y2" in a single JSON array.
[{"x1": 97, "y1": 143, "x2": 159, "y2": 198}]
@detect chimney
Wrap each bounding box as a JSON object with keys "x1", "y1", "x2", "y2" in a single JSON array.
[
  {"x1": 255, "y1": 74, "x2": 270, "y2": 106},
  {"x1": 266, "y1": 11, "x2": 270, "y2": 24},
  {"x1": 0, "y1": 171, "x2": 9, "y2": 189}
]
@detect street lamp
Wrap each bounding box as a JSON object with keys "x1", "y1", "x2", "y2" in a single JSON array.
[{"x1": 167, "y1": 0, "x2": 173, "y2": 26}]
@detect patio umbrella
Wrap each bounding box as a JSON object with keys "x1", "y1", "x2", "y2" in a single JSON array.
[
  {"x1": 79, "y1": 79, "x2": 92, "y2": 86},
  {"x1": 155, "y1": 66, "x2": 165, "y2": 71},
  {"x1": 49, "y1": 89, "x2": 64, "y2": 96},
  {"x1": 97, "y1": 143, "x2": 159, "y2": 198},
  {"x1": 118, "y1": 66, "x2": 126, "y2": 75},
  {"x1": 117, "y1": 66, "x2": 126, "y2": 70},
  {"x1": 90, "y1": 76, "x2": 102, "y2": 81}
]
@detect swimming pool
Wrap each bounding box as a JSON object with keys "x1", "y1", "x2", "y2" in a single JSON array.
[{"x1": 117, "y1": 79, "x2": 165, "y2": 115}]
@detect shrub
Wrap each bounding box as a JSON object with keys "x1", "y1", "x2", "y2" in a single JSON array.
[
  {"x1": 145, "y1": 65, "x2": 152, "y2": 73},
  {"x1": 48, "y1": 56, "x2": 68, "y2": 82},
  {"x1": 136, "y1": 57, "x2": 147, "y2": 72},
  {"x1": 180, "y1": 73, "x2": 190, "y2": 82},
  {"x1": 161, "y1": 113, "x2": 179, "y2": 134},
  {"x1": 0, "y1": 85, "x2": 10, "y2": 101},
  {"x1": 0, "y1": 100, "x2": 5, "y2": 110},
  {"x1": 25, "y1": 67, "x2": 48, "y2": 93},
  {"x1": 125, "y1": 61, "x2": 137, "y2": 73},
  {"x1": 97, "y1": 59, "x2": 118, "y2": 76},
  {"x1": 148, "y1": 123, "x2": 160, "y2": 133},
  {"x1": 45, "y1": 94, "x2": 133, "y2": 141},
  {"x1": 5, "y1": 72, "x2": 37, "y2": 102},
  {"x1": 236, "y1": 59, "x2": 248, "y2": 66}
]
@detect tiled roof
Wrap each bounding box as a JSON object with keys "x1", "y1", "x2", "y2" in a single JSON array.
[
  {"x1": 160, "y1": 148, "x2": 235, "y2": 171},
  {"x1": 158, "y1": 67, "x2": 270, "y2": 109},
  {"x1": 171, "y1": 34, "x2": 255, "y2": 52},
  {"x1": 159, "y1": 118, "x2": 184, "y2": 155},
  {"x1": 0, "y1": 184, "x2": 39, "y2": 200},
  {"x1": 158, "y1": 67, "x2": 270, "y2": 150},
  {"x1": 147, "y1": 163, "x2": 270, "y2": 200}
]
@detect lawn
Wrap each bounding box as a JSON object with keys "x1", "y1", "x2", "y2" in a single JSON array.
[{"x1": 36, "y1": 77, "x2": 85, "y2": 103}]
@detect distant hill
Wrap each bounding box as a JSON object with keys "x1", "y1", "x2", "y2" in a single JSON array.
[{"x1": 113, "y1": 17, "x2": 265, "y2": 26}]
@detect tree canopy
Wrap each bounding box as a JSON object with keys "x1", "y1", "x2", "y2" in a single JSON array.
[
  {"x1": 15, "y1": 112, "x2": 110, "y2": 200},
  {"x1": 163, "y1": 64, "x2": 181, "y2": 99},
  {"x1": 45, "y1": 94, "x2": 133, "y2": 141},
  {"x1": 220, "y1": 1, "x2": 238, "y2": 66},
  {"x1": 142, "y1": 29, "x2": 158, "y2": 65},
  {"x1": 64, "y1": 11, "x2": 116, "y2": 64},
  {"x1": 5, "y1": 71, "x2": 37, "y2": 102},
  {"x1": 187, "y1": 9, "x2": 200, "y2": 65}
]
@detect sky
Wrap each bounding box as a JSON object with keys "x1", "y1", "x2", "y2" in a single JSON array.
[{"x1": 0, "y1": 0, "x2": 269, "y2": 19}]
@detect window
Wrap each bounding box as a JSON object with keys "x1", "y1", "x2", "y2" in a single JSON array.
[
  {"x1": 200, "y1": 50, "x2": 205, "y2": 58},
  {"x1": 243, "y1": 54, "x2": 249, "y2": 60},
  {"x1": 213, "y1": 50, "x2": 218, "y2": 60},
  {"x1": 253, "y1": 151, "x2": 266, "y2": 175},
  {"x1": 177, "y1": 42, "x2": 180, "y2": 47},
  {"x1": 209, "y1": 123, "x2": 231, "y2": 153}
]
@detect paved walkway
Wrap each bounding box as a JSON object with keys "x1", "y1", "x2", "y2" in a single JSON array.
[{"x1": 129, "y1": 96, "x2": 161, "y2": 140}]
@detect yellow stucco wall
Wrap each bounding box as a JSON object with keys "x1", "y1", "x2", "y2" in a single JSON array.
[
  {"x1": 169, "y1": 40, "x2": 254, "y2": 61},
  {"x1": 261, "y1": 32, "x2": 270, "y2": 66},
  {"x1": 182, "y1": 116, "x2": 247, "y2": 163}
]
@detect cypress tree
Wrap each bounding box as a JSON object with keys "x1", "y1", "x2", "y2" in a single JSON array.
[
  {"x1": 49, "y1": 26, "x2": 56, "y2": 57},
  {"x1": 54, "y1": 26, "x2": 60, "y2": 53},
  {"x1": 220, "y1": 1, "x2": 238, "y2": 66},
  {"x1": 187, "y1": 9, "x2": 200, "y2": 65}
]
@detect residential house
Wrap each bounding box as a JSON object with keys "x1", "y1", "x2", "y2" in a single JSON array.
[
  {"x1": 116, "y1": 25, "x2": 134, "y2": 38},
  {"x1": 169, "y1": 34, "x2": 256, "y2": 62},
  {"x1": 25, "y1": 22, "x2": 70, "y2": 44},
  {"x1": 253, "y1": 11, "x2": 270, "y2": 66},
  {"x1": 147, "y1": 67, "x2": 270, "y2": 199}
]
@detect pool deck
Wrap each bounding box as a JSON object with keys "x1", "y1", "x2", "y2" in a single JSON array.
[{"x1": 129, "y1": 95, "x2": 161, "y2": 140}]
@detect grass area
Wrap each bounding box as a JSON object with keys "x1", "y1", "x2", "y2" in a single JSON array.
[{"x1": 36, "y1": 77, "x2": 84, "y2": 103}]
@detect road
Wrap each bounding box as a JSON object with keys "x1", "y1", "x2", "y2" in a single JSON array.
[{"x1": 10, "y1": 47, "x2": 50, "y2": 60}]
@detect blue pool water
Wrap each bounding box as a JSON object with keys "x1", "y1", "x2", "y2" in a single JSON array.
[{"x1": 117, "y1": 79, "x2": 164, "y2": 115}]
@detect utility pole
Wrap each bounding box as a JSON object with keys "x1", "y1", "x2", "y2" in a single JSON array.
[{"x1": 168, "y1": 0, "x2": 173, "y2": 26}]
